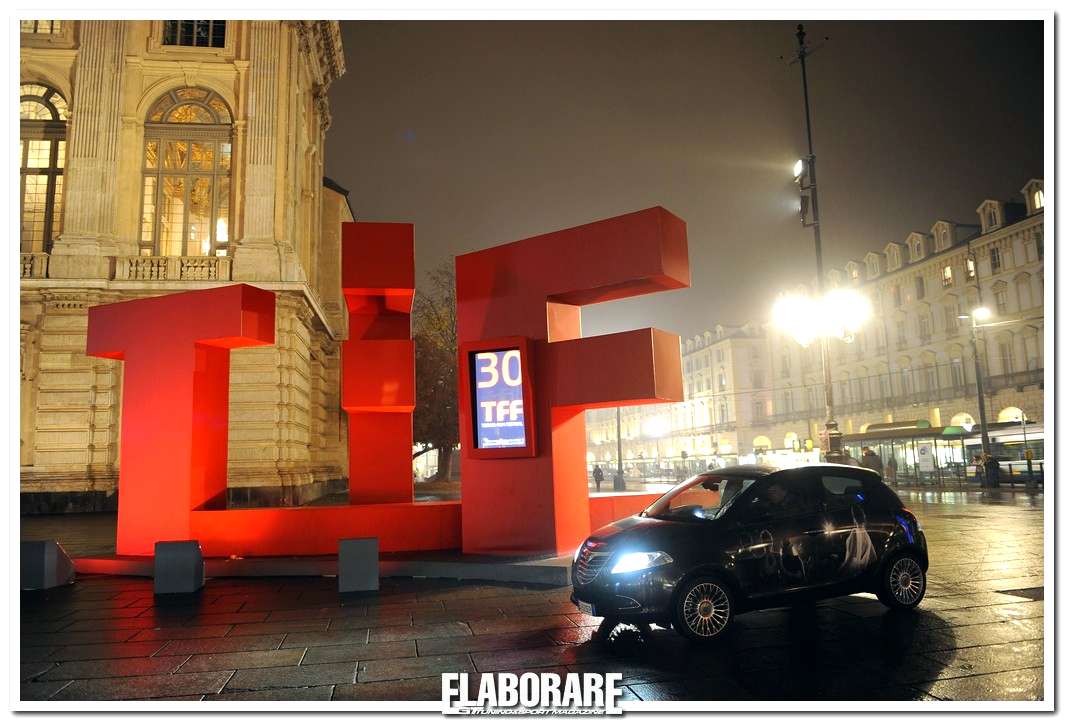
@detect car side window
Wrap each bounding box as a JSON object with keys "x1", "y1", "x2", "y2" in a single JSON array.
[
  {"x1": 741, "y1": 474, "x2": 821, "y2": 521},
  {"x1": 820, "y1": 474, "x2": 865, "y2": 509}
]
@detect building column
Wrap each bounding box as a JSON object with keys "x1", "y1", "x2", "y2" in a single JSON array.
[
  {"x1": 50, "y1": 21, "x2": 127, "y2": 279},
  {"x1": 233, "y1": 20, "x2": 284, "y2": 281}
]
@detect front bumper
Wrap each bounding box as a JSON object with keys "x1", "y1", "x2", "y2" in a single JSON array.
[{"x1": 570, "y1": 563, "x2": 678, "y2": 621}]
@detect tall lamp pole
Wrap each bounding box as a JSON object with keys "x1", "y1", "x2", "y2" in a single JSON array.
[
  {"x1": 614, "y1": 406, "x2": 625, "y2": 491},
  {"x1": 793, "y1": 23, "x2": 843, "y2": 462}
]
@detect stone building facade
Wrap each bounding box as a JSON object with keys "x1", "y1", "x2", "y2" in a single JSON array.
[
  {"x1": 586, "y1": 179, "x2": 1045, "y2": 472},
  {"x1": 20, "y1": 20, "x2": 352, "y2": 512}
]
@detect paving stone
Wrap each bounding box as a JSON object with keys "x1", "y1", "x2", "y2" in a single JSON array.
[
  {"x1": 39, "y1": 656, "x2": 190, "y2": 680},
  {"x1": 225, "y1": 662, "x2": 357, "y2": 690},
  {"x1": 301, "y1": 640, "x2": 417, "y2": 665},
  {"x1": 129, "y1": 624, "x2": 234, "y2": 641},
  {"x1": 332, "y1": 676, "x2": 453, "y2": 701},
  {"x1": 21, "y1": 680, "x2": 72, "y2": 700},
  {"x1": 208, "y1": 685, "x2": 335, "y2": 701},
  {"x1": 925, "y1": 639, "x2": 1044, "y2": 676},
  {"x1": 228, "y1": 619, "x2": 331, "y2": 636},
  {"x1": 51, "y1": 671, "x2": 234, "y2": 700},
  {"x1": 916, "y1": 668, "x2": 1044, "y2": 701},
  {"x1": 358, "y1": 653, "x2": 474, "y2": 682},
  {"x1": 468, "y1": 615, "x2": 576, "y2": 635},
  {"x1": 368, "y1": 622, "x2": 472, "y2": 643},
  {"x1": 155, "y1": 634, "x2": 285, "y2": 656},
  {"x1": 472, "y1": 644, "x2": 607, "y2": 672},
  {"x1": 178, "y1": 648, "x2": 306, "y2": 673},
  {"x1": 48, "y1": 641, "x2": 168, "y2": 662},
  {"x1": 417, "y1": 631, "x2": 555, "y2": 656},
  {"x1": 22, "y1": 629, "x2": 140, "y2": 647},
  {"x1": 281, "y1": 629, "x2": 370, "y2": 648},
  {"x1": 20, "y1": 662, "x2": 56, "y2": 682}
]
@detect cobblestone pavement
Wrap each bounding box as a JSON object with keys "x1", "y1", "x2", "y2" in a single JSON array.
[{"x1": 20, "y1": 489, "x2": 1044, "y2": 703}]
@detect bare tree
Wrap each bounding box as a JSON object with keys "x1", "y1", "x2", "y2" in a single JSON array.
[{"x1": 412, "y1": 263, "x2": 458, "y2": 481}]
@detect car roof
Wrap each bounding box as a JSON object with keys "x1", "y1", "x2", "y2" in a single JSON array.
[{"x1": 703, "y1": 462, "x2": 878, "y2": 477}]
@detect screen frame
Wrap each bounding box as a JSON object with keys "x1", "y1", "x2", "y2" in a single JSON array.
[{"x1": 459, "y1": 336, "x2": 538, "y2": 459}]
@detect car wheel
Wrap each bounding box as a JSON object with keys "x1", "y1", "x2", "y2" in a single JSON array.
[
  {"x1": 672, "y1": 576, "x2": 734, "y2": 642},
  {"x1": 876, "y1": 553, "x2": 926, "y2": 610}
]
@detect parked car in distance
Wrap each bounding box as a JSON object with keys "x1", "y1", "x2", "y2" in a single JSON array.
[{"x1": 571, "y1": 463, "x2": 928, "y2": 642}]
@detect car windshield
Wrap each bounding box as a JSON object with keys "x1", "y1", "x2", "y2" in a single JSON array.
[{"x1": 643, "y1": 471, "x2": 766, "y2": 521}]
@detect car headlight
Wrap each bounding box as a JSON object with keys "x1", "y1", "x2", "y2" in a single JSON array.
[
  {"x1": 573, "y1": 543, "x2": 584, "y2": 563},
  {"x1": 610, "y1": 551, "x2": 673, "y2": 575}
]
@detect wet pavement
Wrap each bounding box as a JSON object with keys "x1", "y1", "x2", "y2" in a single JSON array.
[{"x1": 20, "y1": 489, "x2": 1045, "y2": 702}]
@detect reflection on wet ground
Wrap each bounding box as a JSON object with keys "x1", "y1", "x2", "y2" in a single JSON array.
[{"x1": 20, "y1": 487, "x2": 1043, "y2": 701}]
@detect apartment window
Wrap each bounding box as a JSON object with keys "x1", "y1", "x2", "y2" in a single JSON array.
[
  {"x1": 950, "y1": 358, "x2": 965, "y2": 388},
  {"x1": 922, "y1": 365, "x2": 938, "y2": 393},
  {"x1": 966, "y1": 256, "x2": 977, "y2": 280},
  {"x1": 990, "y1": 247, "x2": 1002, "y2": 273},
  {"x1": 892, "y1": 285, "x2": 902, "y2": 308},
  {"x1": 782, "y1": 390, "x2": 793, "y2": 414},
  {"x1": 899, "y1": 368, "x2": 914, "y2": 396},
  {"x1": 918, "y1": 315, "x2": 932, "y2": 342},
  {"x1": 944, "y1": 305, "x2": 958, "y2": 335},
  {"x1": 752, "y1": 370, "x2": 765, "y2": 388},
  {"x1": 752, "y1": 400, "x2": 766, "y2": 421},
  {"x1": 141, "y1": 87, "x2": 232, "y2": 257},
  {"x1": 998, "y1": 340, "x2": 1014, "y2": 376},
  {"x1": 1034, "y1": 189, "x2": 1044, "y2": 210},
  {"x1": 879, "y1": 373, "x2": 891, "y2": 399},
  {"x1": 718, "y1": 404, "x2": 728, "y2": 424},
  {"x1": 1035, "y1": 230, "x2": 1043, "y2": 259},
  {"x1": 942, "y1": 265, "x2": 953, "y2": 288},
  {"x1": 988, "y1": 207, "x2": 999, "y2": 228},
  {"x1": 895, "y1": 320, "x2": 907, "y2": 349},
  {"x1": 716, "y1": 349, "x2": 724, "y2": 362},
  {"x1": 912, "y1": 238, "x2": 923, "y2": 260},
  {"x1": 717, "y1": 371, "x2": 726, "y2": 391},
  {"x1": 781, "y1": 354, "x2": 791, "y2": 378},
  {"x1": 163, "y1": 20, "x2": 227, "y2": 48},
  {"x1": 21, "y1": 20, "x2": 63, "y2": 34},
  {"x1": 993, "y1": 284, "x2": 1009, "y2": 315},
  {"x1": 19, "y1": 83, "x2": 68, "y2": 253},
  {"x1": 915, "y1": 275, "x2": 925, "y2": 300}
]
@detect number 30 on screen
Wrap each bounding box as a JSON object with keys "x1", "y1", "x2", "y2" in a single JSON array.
[{"x1": 476, "y1": 350, "x2": 522, "y2": 388}]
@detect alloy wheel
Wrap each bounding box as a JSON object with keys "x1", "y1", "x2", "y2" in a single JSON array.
[
  {"x1": 889, "y1": 556, "x2": 924, "y2": 605},
  {"x1": 681, "y1": 581, "x2": 731, "y2": 638}
]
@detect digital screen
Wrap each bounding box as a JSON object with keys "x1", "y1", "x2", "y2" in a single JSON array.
[{"x1": 472, "y1": 349, "x2": 527, "y2": 449}]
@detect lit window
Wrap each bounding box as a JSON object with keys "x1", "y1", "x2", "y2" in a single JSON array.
[
  {"x1": 162, "y1": 20, "x2": 226, "y2": 48},
  {"x1": 966, "y1": 257, "x2": 977, "y2": 279},
  {"x1": 942, "y1": 265, "x2": 953, "y2": 288},
  {"x1": 141, "y1": 87, "x2": 232, "y2": 257},
  {"x1": 21, "y1": 20, "x2": 63, "y2": 34},
  {"x1": 1033, "y1": 189, "x2": 1044, "y2": 210},
  {"x1": 19, "y1": 83, "x2": 68, "y2": 253}
]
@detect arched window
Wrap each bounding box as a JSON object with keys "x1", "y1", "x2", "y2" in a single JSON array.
[
  {"x1": 20, "y1": 83, "x2": 69, "y2": 253},
  {"x1": 141, "y1": 87, "x2": 233, "y2": 257}
]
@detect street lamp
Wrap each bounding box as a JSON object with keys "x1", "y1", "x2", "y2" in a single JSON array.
[
  {"x1": 958, "y1": 306, "x2": 993, "y2": 484},
  {"x1": 786, "y1": 23, "x2": 849, "y2": 462}
]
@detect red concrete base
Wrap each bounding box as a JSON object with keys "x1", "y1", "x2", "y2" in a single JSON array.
[{"x1": 190, "y1": 501, "x2": 462, "y2": 557}]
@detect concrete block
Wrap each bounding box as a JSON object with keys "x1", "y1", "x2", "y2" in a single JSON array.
[
  {"x1": 21, "y1": 540, "x2": 75, "y2": 590},
  {"x1": 154, "y1": 540, "x2": 204, "y2": 595},
  {"x1": 339, "y1": 537, "x2": 379, "y2": 593}
]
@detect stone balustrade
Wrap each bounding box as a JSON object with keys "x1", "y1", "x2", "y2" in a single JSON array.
[
  {"x1": 113, "y1": 255, "x2": 233, "y2": 282},
  {"x1": 20, "y1": 253, "x2": 49, "y2": 279}
]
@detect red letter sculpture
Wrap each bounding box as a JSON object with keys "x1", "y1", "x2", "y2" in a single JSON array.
[
  {"x1": 86, "y1": 285, "x2": 276, "y2": 556},
  {"x1": 342, "y1": 222, "x2": 416, "y2": 504},
  {"x1": 456, "y1": 207, "x2": 690, "y2": 556}
]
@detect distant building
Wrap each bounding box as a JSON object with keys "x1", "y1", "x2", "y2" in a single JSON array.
[
  {"x1": 586, "y1": 179, "x2": 1044, "y2": 475},
  {"x1": 20, "y1": 21, "x2": 351, "y2": 512}
]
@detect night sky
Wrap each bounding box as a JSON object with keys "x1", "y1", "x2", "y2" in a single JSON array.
[{"x1": 324, "y1": 20, "x2": 1044, "y2": 338}]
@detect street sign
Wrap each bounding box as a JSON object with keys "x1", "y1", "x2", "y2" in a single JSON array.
[
  {"x1": 917, "y1": 443, "x2": 935, "y2": 472},
  {"x1": 472, "y1": 348, "x2": 527, "y2": 450}
]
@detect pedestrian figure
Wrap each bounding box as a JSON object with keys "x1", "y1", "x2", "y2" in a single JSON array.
[
  {"x1": 592, "y1": 464, "x2": 604, "y2": 493},
  {"x1": 885, "y1": 456, "x2": 898, "y2": 483},
  {"x1": 984, "y1": 455, "x2": 1000, "y2": 488},
  {"x1": 860, "y1": 446, "x2": 884, "y2": 476}
]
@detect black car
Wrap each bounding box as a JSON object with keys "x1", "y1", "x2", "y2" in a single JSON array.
[{"x1": 571, "y1": 463, "x2": 928, "y2": 642}]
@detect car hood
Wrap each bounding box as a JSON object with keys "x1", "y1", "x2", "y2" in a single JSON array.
[{"x1": 588, "y1": 513, "x2": 702, "y2": 549}]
